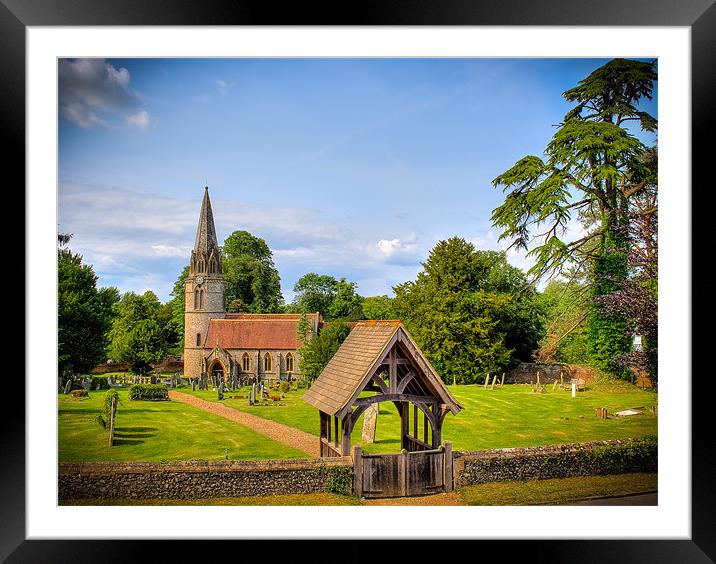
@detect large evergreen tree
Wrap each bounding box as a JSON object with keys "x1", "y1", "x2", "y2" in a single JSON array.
[
  {"x1": 393, "y1": 238, "x2": 541, "y2": 384},
  {"x1": 490, "y1": 58, "x2": 657, "y2": 376}
]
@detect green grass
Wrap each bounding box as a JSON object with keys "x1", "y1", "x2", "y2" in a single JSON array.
[
  {"x1": 58, "y1": 389, "x2": 307, "y2": 462},
  {"x1": 457, "y1": 472, "x2": 658, "y2": 505},
  {"x1": 178, "y1": 380, "x2": 657, "y2": 455}
]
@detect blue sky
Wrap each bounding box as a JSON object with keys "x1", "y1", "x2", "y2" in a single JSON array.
[{"x1": 58, "y1": 58, "x2": 657, "y2": 303}]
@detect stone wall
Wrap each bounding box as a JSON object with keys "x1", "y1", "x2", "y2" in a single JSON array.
[
  {"x1": 59, "y1": 457, "x2": 353, "y2": 500},
  {"x1": 505, "y1": 362, "x2": 596, "y2": 385},
  {"x1": 454, "y1": 438, "x2": 657, "y2": 486}
]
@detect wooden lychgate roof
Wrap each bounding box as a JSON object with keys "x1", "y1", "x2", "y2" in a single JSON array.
[{"x1": 303, "y1": 320, "x2": 462, "y2": 418}]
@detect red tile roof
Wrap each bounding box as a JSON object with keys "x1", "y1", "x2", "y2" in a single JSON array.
[{"x1": 204, "y1": 314, "x2": 318, "y2": 350}]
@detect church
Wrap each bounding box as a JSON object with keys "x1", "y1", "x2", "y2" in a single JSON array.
[{"x1": 183, "y1": 187, "x2": 323, "y2": 384}]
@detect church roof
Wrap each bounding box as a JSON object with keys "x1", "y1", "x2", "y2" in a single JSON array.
[
  {"x1": 204, "y1": 313, "x2": 321, "y2": 350},
  {"x1": 302, "y1": 320, "x2": 461, "y2": 418},
  {"x1": 193, "y1": 186, "x2": 219, "y2": 255}
]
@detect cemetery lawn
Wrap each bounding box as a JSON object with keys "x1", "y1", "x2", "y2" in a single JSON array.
[
  {"x1": 58, "y1": 389, "x2": 307, "y2": 462},
  {"x1": 179, "y1": 380, "x2": 658, "y2": 454}
]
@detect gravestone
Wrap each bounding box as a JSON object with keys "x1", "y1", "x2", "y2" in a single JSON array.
[
  {"x1": 63, "y1": 379, "x2": 72, "y2": 394},
  {"x1": 361, "y1": 404, "x2": 379, "y2": 443},
  {"x1": 552, "y1": 379, "x2": 558, "y2": 391},
  {"x1": 571, "y1": 383, "x2": 576, "y2": 397},
  {"x1": 483, "y1": 374, "x2": 490, "y2": 389},
  {"x1": 217, "y1": 381, "x2": 224, "y2": 401},
  {"x1": 82, "y1": 378, "x2": 91, "y2": 391},
  {"x1": 500, "y1": 373, "x2": 505, "y2": 386},
  {"x1": 490, "y1": 374, "x2": 496, "y2": 390}
]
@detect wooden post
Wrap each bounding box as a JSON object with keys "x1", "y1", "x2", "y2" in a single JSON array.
[
  {"x1": 400, "y1": 402, "x2": 410, "y2": 450},
  {"x1": 341, "y1": 413, "x2": 352, "y2": 456},
  {"x1": 400, "y1": 448, "x2": 407, "y2": 497},
  {"x1": 353, "y1": 446, "x2": 363, "y2": 498},
  {"x1": 431, "y1": 403, "x2": 441, "y2": 447},
  {"x1": 334, "y1": 416, "x2": 339, "y2": 448},
  {"x1": 413, "y1": 404, "x2": 418, "y2": 438},
  {"x1": 443, "y1": 441, "x2": 453, "y2": 492},
  {"x1": 423, "y1": 411, "x2": 428, "y2": 444},
  {"x1": 108, "y1": 396, "x2": 116, "y2": 446}
]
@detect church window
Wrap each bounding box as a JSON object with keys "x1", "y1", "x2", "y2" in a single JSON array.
[
  {"x1": 196, "y1": 333, "x2": 201, "y2": 346},
  {"x1": 264, "y1": 352, "x2": 272, "y2": 372},
  {"x1": 286, "y1": 353, "x2": 294, "y2": 373},
  {"x1": 242, "y1": 352, "x2": 251, "y2": 371},
  {"x1": 194, "y1": 289, "x2": 199, "y2": 309}
]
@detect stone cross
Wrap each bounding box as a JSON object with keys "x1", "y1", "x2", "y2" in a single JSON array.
[{"x1": 361, "y1": 404, "x2": 379, "y2": 443}]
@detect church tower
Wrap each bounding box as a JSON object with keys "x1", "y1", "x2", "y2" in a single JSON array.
[{"x1": 184, "y1": 186, "x2": 225, "y2": 380}]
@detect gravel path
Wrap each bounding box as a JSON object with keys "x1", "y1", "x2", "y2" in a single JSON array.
[{"x1": 168, "y1": 391, "x2": 320, "y2": 458}]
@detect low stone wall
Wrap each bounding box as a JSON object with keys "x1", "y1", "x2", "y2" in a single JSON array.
[
  {"x1": 454, "y1": 438, "x2": 657, "y2": 486},
  {"x1": 505, "y1": 363, "x2": 596, "y2": 385},
  {"x1": 59, "y1": 457, "x2": 353, "y2": 500}
]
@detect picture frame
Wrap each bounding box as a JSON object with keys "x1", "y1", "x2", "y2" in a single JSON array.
[{"x1": 8, "y1": 0, "x2": 709, "y2": 560}]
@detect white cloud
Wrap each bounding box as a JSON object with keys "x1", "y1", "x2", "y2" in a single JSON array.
[
  {"x1": 126, "y1": 110, "x2": 150, "y2": 130},
  {"x1": 150, "y1": 244, "x2": 192, "y2": 258},
  {"x1": 216, "y1": 79, "x2": 229, "y2": 95}
]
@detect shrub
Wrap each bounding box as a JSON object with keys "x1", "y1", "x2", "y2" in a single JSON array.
[
  {"x1": 278, "y1": 380, "x2": 290, "y2": 394},
  {"x1": 128, "y1": 383, "x2": 169, "y2": 401},
  {"x1": 90, "y1": 376, "x2": 111, "y2": 391},
  {"x1": 69, "y1": 389, "x2": 88, "y2": 398}
]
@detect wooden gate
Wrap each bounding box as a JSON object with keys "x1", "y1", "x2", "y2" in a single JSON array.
[{"x1": 353, "y1": 443, "x2": 453, "y2": 499}]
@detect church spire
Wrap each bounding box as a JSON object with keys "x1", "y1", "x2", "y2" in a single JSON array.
[
  {"x1": 190, "y1": 185, "x2": 222, "y2": 276},
  {"x1": 194, "y1": 185, "x2": 219, "y2": 255}
]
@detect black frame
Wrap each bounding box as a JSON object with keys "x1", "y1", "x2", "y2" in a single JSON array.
[{"x1": 8, "y1": 0, "x2": 709, "y2": 561}]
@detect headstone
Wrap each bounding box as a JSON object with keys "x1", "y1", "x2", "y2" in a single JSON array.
[
  {"x1": 361, "y1": 404, "x2": 379, "y2": 443},
  {"x1": 82, "y1": 378, "x2": 91, "y2": 391},
  {"x1": 490, "y1": 374, "x2": 496, "y2": 390},
  {"x1": 191, "y1": 379, "x2": 196, "y2": 392},
  {"x1": 571, "y1": 383, "x2": 576, "y2": 397},
  {"x1": 552, "y1": 379, "x2": 558, "y2": 391},
  {"x1": 63, "y1": 379, "x2": 72, "y2": 394},
  {"x1": 218, "y1": 381, "x2": 224, "y2": 401},
  {"x1": 500, "y1": 373, "x2": 505, "y2": 386},
  {"x1": 483, "y1": 374, "x2": 490, "y2": 388}
]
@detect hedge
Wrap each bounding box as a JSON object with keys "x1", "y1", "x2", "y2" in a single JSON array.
[{"x1": 128, "y1": 384, "x2": 169, "y2": 401}]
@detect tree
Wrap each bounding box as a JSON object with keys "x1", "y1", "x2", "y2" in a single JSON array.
[
  {"x1": 327, "y1": 277, "x2": 364, "y2": 320},
  {"x1": 222, "y1": 230, "x2": 284, "y2": 313},
  {"x1": 58, "y1": 234, "x2": 118, "y2": 378},
  {"x1": 362, "y1": 295, "x2": 395, "y2": 320},
  {"x1": 291, "y1": 273, "x2": 338, "y2": 318},
  {"x1": 491, "y1": 58, "x2": 657, "y2": 376},
  {"x1": 107, "y1": 291, "x2": 168, "y2": 374},
  {"x1": 296, "y1": 320, "x2": 352, "y2": 385},
  {"x1": 536, "y1": 278, "x2": 592, "y2": 364},
  {"x1": 393, "y1": 238, "x2": 542, "y2": 385},
  {"x1": 597, "y1": 147, "x2": 658, "y2": 383},
  {"x1": 167, "y1": 265, "x2": 189, "y2": 348}
]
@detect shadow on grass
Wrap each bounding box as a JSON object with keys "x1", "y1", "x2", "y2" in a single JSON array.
[
  {"x1": 111, "y1": 438, "x2": 146, "y2": 446},
  {"x1": 115, "y1": 427, "x2": 158, "y2": 433}
]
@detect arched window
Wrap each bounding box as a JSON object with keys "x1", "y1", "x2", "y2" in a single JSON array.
[
  {"x1": 196, "y1": 333, "x2": 201, "y2": 346},
  {"x1": 285, "y1": 353, "x2": 294, "y2": 373},
  {"x1": 199, "y1": 288, "x2": 205, "y2": 309},
  {"x1": 242, "y1": 352, "x2": 250, "y2": 372},
  {"x1": 194, "y1": 289, "x2": 200, "y2": 309},
  {"x1": 263, "y1": 352, "x2": 272, "y2": 372}
]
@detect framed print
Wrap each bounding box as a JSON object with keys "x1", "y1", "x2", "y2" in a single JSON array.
[{"x1": 8, "y1": 0, "x2": 711, "y2": 561}]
